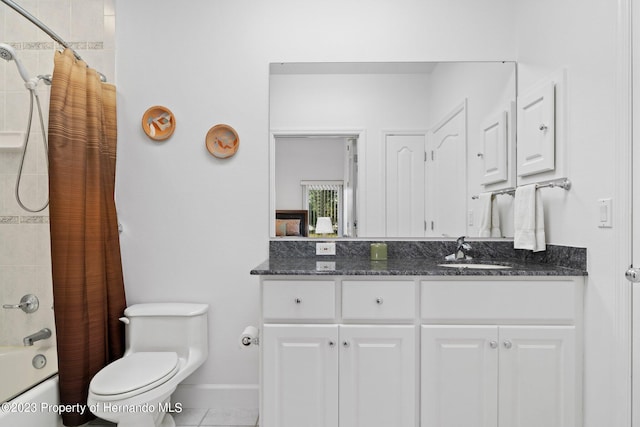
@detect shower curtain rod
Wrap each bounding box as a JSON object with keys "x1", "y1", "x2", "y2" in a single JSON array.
[{"x1": 0, "y1": 0, "x2": 107, "y2": 82}]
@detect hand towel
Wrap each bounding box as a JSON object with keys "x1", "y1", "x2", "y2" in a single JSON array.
[
  {"x1": 513, "y1": 184, "x2": 546, "y2": 252},
  {"x1": 477, "y1": 193, "x2": 501, "y2": 237},
  {"x1": 490, "y1": 195, "x2": 501, "y2": 237}
]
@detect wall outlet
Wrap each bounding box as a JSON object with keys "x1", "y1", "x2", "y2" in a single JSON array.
[
  {"x1": 316, "y1": 242, "x2": 336, "y2": 255},
  {"x1": 316, "y1": 261, "x2": 336, "y2": 271}
]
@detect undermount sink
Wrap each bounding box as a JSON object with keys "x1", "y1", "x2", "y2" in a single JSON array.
[{"x1": 438, "y1": 263, "x2": 513, "y2": 270}]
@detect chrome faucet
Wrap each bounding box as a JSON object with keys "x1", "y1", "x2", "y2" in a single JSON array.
[
  {"x1": 455, "y1": 236, "x2": 471, "y2": 260},
  {"x1": 23, "y1": 328, "x2": 51, "y2": 346}
]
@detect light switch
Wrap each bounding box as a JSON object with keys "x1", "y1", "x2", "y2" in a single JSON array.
[{"x1": 598, "y1": 198, "x2": 612, "y2": 228}]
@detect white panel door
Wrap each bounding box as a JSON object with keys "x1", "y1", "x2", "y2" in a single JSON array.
[
  {"x1": 428, "y1": 101, "x2": 467, "y2": 237},
  {"x1": 498, "y1": 326, "x2": 577, "y2": 427},
  {"x1": 517, "y1": 81, "x2": 556, "y2": 177},
  {"x1": 262, "y1": 325, "x2": 339, "y2": 427},
  {"x1": 340, "y1": 325, "x2": 417, "y2": 427},
  {"x1": 385, "y1": 133, "x2": 426, "y2": 237},
  {"x1": 421, "y1": 325, "x2": 499, "y2": 427}
]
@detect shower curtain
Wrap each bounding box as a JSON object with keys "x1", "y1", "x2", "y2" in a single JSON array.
[{"x1": 47, "y1": 48, "x2": 126, "y2": 426}]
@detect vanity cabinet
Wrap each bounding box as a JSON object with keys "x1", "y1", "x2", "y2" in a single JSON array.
[
  {"x1": 261, "y1": 279, "x2": 417, "y2": 427},
  {"x1": 259, "y1": 276, "x2": 582, "y2": 427}
]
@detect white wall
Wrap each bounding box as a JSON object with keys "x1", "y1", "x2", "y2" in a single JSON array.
[
  {"x1": 513, "y1": 1, "x2": 623, "y2": 426},
  {"x1": 115, "y1": 0, "x2": 517, "y2": 406}
]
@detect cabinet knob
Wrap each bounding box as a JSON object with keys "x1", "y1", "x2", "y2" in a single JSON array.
[
  {"x1": 489, "y1": 340, "x2": 498, "y2": 349},
  {"x1": 375, "y1": 297, "x2": 384, "y2": 305},
  {"x1": 343, "y1": 341, "x2": 350, "y2": 348},
  {"x1": 503, "y1": 340, "x2": 513, "y2": 349},
  {"x1": 328, "y1": 341, "x2": 335, "y2": 347},
  {"x1": 294, "y1": 298, "x2": 302, "y2": 304},
  {"x1": 539, "y1": 124, "x2": 548, "y2": 132}
]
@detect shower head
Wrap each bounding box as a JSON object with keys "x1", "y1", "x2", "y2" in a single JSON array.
[{"x1": 0, "y1": 43, "x2": 31, "y2": 83}]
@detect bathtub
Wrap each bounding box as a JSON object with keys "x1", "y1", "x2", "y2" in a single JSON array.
[
  {"x1": 0, "y1": 345, "x2": 58, "y2": 403},
  {"x1": 0, "y1": 375, "x2": 60, "y2": 427},
  {"x1": 0, "y1": 345, "x2": 59, "y2": 427}
]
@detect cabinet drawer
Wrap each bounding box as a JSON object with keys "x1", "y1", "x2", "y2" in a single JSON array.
[
  {"x1": 262, "y1": 280, "x2": 335, "y2": 320},
  {"x1": 421, "y1": 280, "x2": 578, "y2": 323},
  {"x1": 342, "y1": 281, "x2": 415, "y2": 320}
]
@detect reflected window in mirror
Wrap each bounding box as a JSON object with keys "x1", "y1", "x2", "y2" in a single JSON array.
[{"x1": 303, "y1": 181, "x2": 342, "y2": 237}]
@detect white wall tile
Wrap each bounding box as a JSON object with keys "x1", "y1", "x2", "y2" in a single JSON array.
[
  {"x1": 4, "y1": 2, "x2": 39, "y2": 42},
  {"x1": 70, "y1": 0, "x2": 103, "y2": 41},
  {"x1": 5, "y1": 91, "x2": 31, "y2": 130},
  {"x1": 0, "y1": 223, "x2": 36, "y2": 265},
  {"x1": 0, "y1": 92, "x2": 5, "y2": 130},
  {"x1": 103, "y1": 14, "x2": 115, "y2": 50},
  {"x1": 37, "y1": 0, "x2": 71, "y2": 43}
]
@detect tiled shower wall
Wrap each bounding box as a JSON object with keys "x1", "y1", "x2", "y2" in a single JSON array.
[{"x1": 0, "y1": 0, "x2": 115, "y2": 346}]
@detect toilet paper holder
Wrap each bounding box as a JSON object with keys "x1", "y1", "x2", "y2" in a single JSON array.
[{"x1": 240, "y1": 326, "x2": 260, "y2": 347}]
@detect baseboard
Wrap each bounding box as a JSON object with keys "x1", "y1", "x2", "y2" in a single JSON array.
[{"x1": 172, "y1": 383, "x2": 259, "y2": 409}]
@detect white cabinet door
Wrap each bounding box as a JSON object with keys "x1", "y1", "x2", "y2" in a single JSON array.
[
  {"x1": 517, "y1": 81, "x2": 555, "y2": 177},
  {"x1": 421, "y1": 325, "x2": 498, "y2": 427},
  {"x1": 421, "y1": 325, "x2": 577, "y2": 427},
  {"x1": 340, "y1": 325, "x2": 417, "y2": 427},
  {"x1": 498, "y1": 326, "x2": 577, "y2": 427},
  {"x1": 262, "y1": 325, "x2": 339, "y2": 427},
  {"x1": 480, "y1": 111, "x2": 508, "y2": 185},
  {"x1": 385, "y1": 133, "x2": 426, "y2": 237}
]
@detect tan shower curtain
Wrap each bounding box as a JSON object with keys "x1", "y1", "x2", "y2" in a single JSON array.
[{"x1": 48, "y1": 48, "x2": 127, "y2": 427}]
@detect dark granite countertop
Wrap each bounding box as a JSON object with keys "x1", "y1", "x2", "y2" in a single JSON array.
[
  {"x1": 250, "y1": 257, "x2": 587, "y2": 277},
  {"x1": 251, "y1": 240, "x2": 588, "y2": 277}
]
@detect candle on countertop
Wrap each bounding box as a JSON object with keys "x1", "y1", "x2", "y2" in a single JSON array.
[{"x1": 370, "y1": 243, "x2": 388, "y2": 261}]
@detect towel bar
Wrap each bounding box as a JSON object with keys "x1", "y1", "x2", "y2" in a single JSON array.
[{"x1": 472, "y1": 177, "x2": 571, "y2": 199}]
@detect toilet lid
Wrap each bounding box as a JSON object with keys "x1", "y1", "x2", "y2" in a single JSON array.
[{"x1": 90, "y1": 352, "x2": 179, "y2": 396}]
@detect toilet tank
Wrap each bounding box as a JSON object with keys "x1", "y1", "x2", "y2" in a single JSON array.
[{"x1": 122, "y1": 303, "x2": 208, "y2": 359}]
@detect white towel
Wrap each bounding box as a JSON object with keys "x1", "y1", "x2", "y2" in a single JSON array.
[
  {"x1": 477, "y1": 193, "x2": 502, "y2": 238},
  {"x1": 513, "y1": 184, "x2": 546, "y2": 252}
]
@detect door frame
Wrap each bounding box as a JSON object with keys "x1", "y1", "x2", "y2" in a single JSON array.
[{"x1": 619, "y1": 0, "x2": 633, "y2": 426}]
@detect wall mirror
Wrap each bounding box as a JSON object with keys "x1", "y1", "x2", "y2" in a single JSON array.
[{"x1": 269, "y1": 61, "x2": 517, "y2": 239}]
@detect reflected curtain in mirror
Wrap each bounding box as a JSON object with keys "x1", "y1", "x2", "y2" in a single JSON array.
[{"x1": 48, "y1": 49, "x2": 126, "y2": 426}]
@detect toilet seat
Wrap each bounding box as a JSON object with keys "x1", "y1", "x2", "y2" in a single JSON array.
[{"x1": 90, "y1": 352, "x2": 179, "y2": 399}]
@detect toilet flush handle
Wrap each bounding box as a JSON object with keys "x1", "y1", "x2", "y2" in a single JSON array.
[{"x1": 119, "y1": 317, "x2": 130, "y2": 325}]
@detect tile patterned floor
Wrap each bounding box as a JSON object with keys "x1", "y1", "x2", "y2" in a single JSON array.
[{"x1": 85, "y1": 408, "x2": 259, "y2": 427}]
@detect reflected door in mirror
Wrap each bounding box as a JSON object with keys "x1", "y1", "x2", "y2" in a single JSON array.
[
  {"x1": 385, "y1": 133, "x2": 426, "y2": 237},
  {"x1": 427, "y1": 101, "x2": 467, "y2": 237}
]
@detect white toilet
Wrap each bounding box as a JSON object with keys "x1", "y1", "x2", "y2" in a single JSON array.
[{"x1": 87, "y1": 303, "x2": 208, "y2": 427}]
